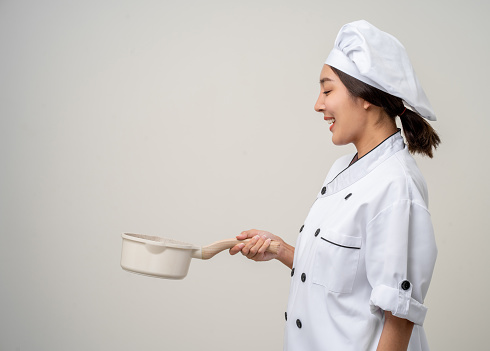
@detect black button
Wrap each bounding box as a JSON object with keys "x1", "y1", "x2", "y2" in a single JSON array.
[
  {"x1": 321, "y1": 187, "x2": 326, "y2": 195},
  {"x1": 285, "y1": 312, "x2": 287, "y2": 321},
  {"x1": 401, "y1": 280, "x2": 411, "y2": 290},
  {"x1": 291, "y1": 268, "x2": 295, "y2": 277},
  {"x1": 315, "y1": 228, "x2": 320, "y2": 237},
  {"x1": 296, "y1": 319, "x2": 302, "y2": 328},
  {"x1": 301, "y1": 273, "x2": 306, "y2": 282},
  {"x1": 300, "y1": 225, "x2": 304, "y2": 233}
]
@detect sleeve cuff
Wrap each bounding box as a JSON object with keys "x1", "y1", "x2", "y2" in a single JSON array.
[{"x1": 369, "y1": 282, "x2": 428, "y2": 326}]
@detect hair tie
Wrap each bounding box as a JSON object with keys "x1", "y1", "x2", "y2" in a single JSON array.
[{"x1": 399, "y1": 107, "x2": 407, "y2": 117}]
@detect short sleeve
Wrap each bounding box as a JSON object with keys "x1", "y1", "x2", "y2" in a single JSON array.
[{"x1": 365, "y1": 200, "x2": 437, "y2": 325}]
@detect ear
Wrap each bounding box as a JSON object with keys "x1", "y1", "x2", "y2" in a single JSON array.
[{"x1": 363, "y1": 99, "x2": 372, "y2": 110}]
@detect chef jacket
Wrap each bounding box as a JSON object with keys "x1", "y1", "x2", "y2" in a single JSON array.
[{"x1": 284, "y1": 131, "x2": 437, "y2": 351}]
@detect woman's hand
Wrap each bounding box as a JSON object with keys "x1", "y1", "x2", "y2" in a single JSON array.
[{"x1": 229, "y1": 229, "x2": 294, "y2": 268}]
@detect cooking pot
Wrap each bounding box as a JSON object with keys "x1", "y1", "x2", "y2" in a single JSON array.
[{"x1": 121, "y1": 233, "x2": 279, "y2": 279}]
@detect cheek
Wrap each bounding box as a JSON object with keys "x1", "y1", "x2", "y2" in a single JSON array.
[{"x1": 324, "y1": 100, "x2": 338, "y2": 115}]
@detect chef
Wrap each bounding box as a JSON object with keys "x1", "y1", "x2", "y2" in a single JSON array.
[{"x1": 230, "y1": 20, "x2": 439, "y2": 351}]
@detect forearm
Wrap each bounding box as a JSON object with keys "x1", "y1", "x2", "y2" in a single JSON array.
[
  {"x1": 376, "y1": 311, "x2": 414, "y2": 351},
  {"x1": 277, "y1": 241, "x2": 295, "y2": 269}
]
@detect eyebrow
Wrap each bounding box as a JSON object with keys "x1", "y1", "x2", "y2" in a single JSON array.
[{"x1": 320, "y1": 77, "x2": 334, "y2": 84}]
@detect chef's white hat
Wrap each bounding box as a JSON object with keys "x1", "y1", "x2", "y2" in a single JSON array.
[{"x1": 325, "y1": 20, "x2": 436, "y2": 121}]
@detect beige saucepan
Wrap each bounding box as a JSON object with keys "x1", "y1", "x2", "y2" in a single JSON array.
[{"x1": 120, "y1": 233, "x2": 279, "y2": 279}]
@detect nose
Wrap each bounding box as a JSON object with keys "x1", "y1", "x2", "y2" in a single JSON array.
[{"x1": 314, "y1": 92, "x2": 324, "y2": 112}]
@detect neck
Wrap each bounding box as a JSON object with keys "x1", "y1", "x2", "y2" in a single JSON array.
[{"x1": 354, "y1": 115, "x2": 397, "y2": 159}]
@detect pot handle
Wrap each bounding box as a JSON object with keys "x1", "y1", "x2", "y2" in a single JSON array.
[{"x1": 198, "y1": 238, "x2": 280, "y2": 260}]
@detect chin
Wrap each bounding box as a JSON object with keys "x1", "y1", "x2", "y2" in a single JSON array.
[{"x1": 331, "y1": 136, "x2": 348, "y2": 146}]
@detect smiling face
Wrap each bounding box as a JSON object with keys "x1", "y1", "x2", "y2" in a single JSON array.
[{"x1": 314, "y1": 65, "x2": 370, "y2": 148}]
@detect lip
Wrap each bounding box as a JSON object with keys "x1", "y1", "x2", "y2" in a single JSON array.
[{"x1": 324, "y1": 116, "x2": 335, "y2": 131}]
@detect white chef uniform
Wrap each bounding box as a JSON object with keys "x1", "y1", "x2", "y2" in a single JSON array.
[{"x1": 284, "y1": 131, "x2": 437, "y2": 351}]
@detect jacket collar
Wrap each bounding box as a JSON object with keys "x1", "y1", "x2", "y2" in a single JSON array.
[{"x1": 319, "y1": 130, "x2": 405, "y2": 197}]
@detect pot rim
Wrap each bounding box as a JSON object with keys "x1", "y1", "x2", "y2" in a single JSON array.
[{"x1": 122, "y1": 232, "x2": 199, "y2": 250}]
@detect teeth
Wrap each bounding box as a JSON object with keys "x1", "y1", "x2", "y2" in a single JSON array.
[{"x1": 327, "y1": 118, "x2": 335, "y2": 125}]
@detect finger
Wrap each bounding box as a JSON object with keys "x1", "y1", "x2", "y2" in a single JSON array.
[
  {"x1": 247, "y1": 235, "x2": 266, "y2": 258},
  {"x1": 257, "y1": 238, "x2": 272, "y2": 255},
  {"x1": 236, "y1": 229, "x2": 259, "y2": 240},
  {"x1": 236, "y1": 232, "x2": 248, "y2": 240},
  {"x1": 229, "y1": 243, "x2": 245, "y2": 255},
  {"x1": 241, "y1": 234, "x2": 260, "y2": 256}
]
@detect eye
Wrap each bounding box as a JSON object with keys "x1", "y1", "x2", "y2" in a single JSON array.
[{"x1": 323, "y1": 90, "x2": 331, "y2": 96}]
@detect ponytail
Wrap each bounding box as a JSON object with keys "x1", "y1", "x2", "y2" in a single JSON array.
[
  {"x1": 331, "y1": 66, "x2": 441, "y2": 158},
  {"x1": 399, "y1": 109, "x2": 440, "y2": 158}
]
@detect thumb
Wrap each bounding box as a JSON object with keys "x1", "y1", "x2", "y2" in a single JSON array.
[{"x1": 236, "y1": 230, "x2": 256, "y2": 240}]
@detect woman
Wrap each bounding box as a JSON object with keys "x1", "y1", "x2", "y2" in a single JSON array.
[{"x1": 230, "y1": 20, "x2": 439, "y2": 351}]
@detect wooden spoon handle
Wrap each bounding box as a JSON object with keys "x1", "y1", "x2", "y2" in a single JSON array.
[{"x1": 200, "y1": 238, "x2": 280, "y2": 260}]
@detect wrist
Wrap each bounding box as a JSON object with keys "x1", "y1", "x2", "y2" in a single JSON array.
[{"x1": 277, "y1": 241, "x2": 295, "y2": 269}]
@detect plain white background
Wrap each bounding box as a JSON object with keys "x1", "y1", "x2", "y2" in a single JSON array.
[{"x1": 1, "y1": 0, "x2": 488, "y2": 350}]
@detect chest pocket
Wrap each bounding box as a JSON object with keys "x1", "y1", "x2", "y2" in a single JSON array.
[{"x1": 312, "y1": 230, "x2": 362, "y2": 294}]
